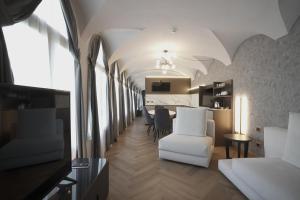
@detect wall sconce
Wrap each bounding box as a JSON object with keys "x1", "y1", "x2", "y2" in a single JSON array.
[{"x1": 235, "y1": 95, "x2": 248, "y2": 134}]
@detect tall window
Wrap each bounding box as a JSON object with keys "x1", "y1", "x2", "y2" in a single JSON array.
[
  {"x1": 123, "y1": 79, "x2": 128, "y2": 127},
  {"x1": 114, "y1": 65, "x2": 120, "y2": 135},
  {"x1": 3, "y1": 0, "x2": 77, "y2": 158},
  {"x1": 132, "y1": 88, "x2": 136, "y2": 119},
  {"x1": 4, "y1": 22, "x2": 51, "y2": 88},
  {"x1": 95, "y1": 44, "x2": 110, "y2": 156},
  {"x1": 129, "y1": 86, "x2": 133, "y2": 120}
]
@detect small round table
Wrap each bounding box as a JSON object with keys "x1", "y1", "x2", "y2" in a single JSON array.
[
  {"x1": 224, "y1": 134, "x2": 252, "y2": 159},
  {"x1": 148, "y1": 110, "x2": 176, "y2": 117}
]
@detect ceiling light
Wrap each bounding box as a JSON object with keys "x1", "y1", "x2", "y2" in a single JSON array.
[
  {"x1": 155, "y1": 60, "x2": 160, "y2": 68},
  {"x1": 156, "y1": 50, "x2": 176, "y2": 74}
]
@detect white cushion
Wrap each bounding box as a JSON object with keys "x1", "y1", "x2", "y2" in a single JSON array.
[
  {"x1": 159, "y1": 134, "x2": 212, "y2": 157},
  {"x1": 264, "y1": 127, "x2": 287, "y2": 158},
  {"x1": 232, "y1": 158, "x2": 300, "y2": 200},
  {"x1": 283, "y1": 112, "x2": 300, "y2": 168},
  {"x1": 175, "y1": 107, "x2": 207, "y2": 137}
]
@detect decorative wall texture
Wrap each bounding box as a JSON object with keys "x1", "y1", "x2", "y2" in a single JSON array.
[{"x1": 192, "y1": 19, "x2": 300, "y2": 155}]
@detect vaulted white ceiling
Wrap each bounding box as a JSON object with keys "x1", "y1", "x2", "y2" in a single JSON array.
[{"x1": 73, "y1": 0, "x2": 300, "y2": 89}]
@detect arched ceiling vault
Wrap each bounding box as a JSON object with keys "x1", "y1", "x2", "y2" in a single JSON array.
[
  {"x1": 120, "y1": 54, "x2": 208, "y2": 75},
  {"x1": 73, "y1": 0, "x2": 300, "y2": 89},
  {"x1": 107, "y1": 27, "x2": 231, "y2": 66},
  {"x1": 125, "y1": 66, "x2": 196, "y2": 80}
]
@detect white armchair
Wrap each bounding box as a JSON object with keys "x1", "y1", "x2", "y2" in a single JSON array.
[{"x1": 158, "y1": 107, "x2": 215, "y2": 167}]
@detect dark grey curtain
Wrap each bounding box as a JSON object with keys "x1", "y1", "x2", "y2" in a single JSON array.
[
  {"x1": 134, "y1": 87, "x2": 138, "y2": 116},
  {"x1": 137, "y1": 89, "x2": 140, "y2": 112},
  {"x1": 134, "y1": 86, "x2": 137, "y2": 118},
  {"x1": 130, "y1": 83, "x2": 135, "y2": 121},
  {"x1": 132, "y1": 85, "x2": 135, "y2": 118},
  {"x1": 0, "y1": 30, "x2": 13, "y2": 83},
  {"x1": 120, "y1": 72, "x2": 126, "y2": 129},
  {"x1": 116, "y1": 66, "x2": 125, "y2": 132},
  {"x1": 126, "y1": 79, "x2": 132, "y2": 125},
  {"x1": 87, "y1": 35, "x2": 101, "y2": 158},
  {"x1": 125, "y1": 78, "x2": 129, "y2": 126},
  {"x1": 138, "y1": 89, "x2": 142, "y2": 111},
  {"x1": 110, "y1": 63, "x2": 118, "y2": 142},
  {"x1": 0, "y1": 0, "x2": 42, "y2": 83},
  {"x1": 60, "y1": 0, "x2": 86, "y2": 158}
]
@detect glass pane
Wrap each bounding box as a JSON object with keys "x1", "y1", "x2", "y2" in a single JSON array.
[
  {"x1": 95, "y1": 66, "x2": 109, "y2": 156},
  {"x1": 51, "y1": 43, "x2": 77, "y2": 158},
  {"x1": 123, "y1": 84, "x2": 128, "y2": 126},
  {"x1": 4, "y1": 8, "x2": 77, "y2": 158},
  {"x1": 52, "y1": 44, "x2": 74, "y2": 90},
  {"x1": 96, "y1": 44, "x2": 106, "y2": 68},
  {"x1": 4, "y1": 23, "x2": 51, "y2": 88},
  {"x1": 34, "y1": 0, "x2": 67, "y2": 37}
]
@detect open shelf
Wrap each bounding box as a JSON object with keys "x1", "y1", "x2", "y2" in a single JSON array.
[
  {"x1": 214, "y1": 86, "x2": 226, "y2": 89},
  {"x1": 213, "y1": 95, "x2": 232, "y2": 98},
  {"x1": 199, "y1": 79, "x2": 234, "y2": 146},
  {"x1": 199, "y1": 79, "x2": 233, "y2": 109}
]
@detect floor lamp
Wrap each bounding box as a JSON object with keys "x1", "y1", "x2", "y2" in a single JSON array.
[{"x1": 235, "y1": 95, "x2": 248, "y2": 135}]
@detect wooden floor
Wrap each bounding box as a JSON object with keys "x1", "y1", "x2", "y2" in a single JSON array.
[{"x1": 107, "y1": 117, "x2": 247, "y2": 200}]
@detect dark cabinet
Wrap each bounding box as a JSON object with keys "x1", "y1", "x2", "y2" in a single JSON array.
[
  {"x1": 211, "y1": 109, "x2": 233, "y2": 146},
  {"x1": 199, "y1": 80, "x2": 234, "y2": 146},
  {"x1": 46, "y1": 159, "x2": 109, "y2": 200}
]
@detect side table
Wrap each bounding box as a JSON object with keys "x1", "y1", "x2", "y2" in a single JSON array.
[{"x1": 224, "y1": 134, "x2": 252, "y2": 159}]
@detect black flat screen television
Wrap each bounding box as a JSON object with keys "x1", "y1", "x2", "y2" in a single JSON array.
[
  {"x1": 152, "y1": 81, "x2": 171, "y2": 92},
  {"x1": 0, "y1": 84, "x2": 71, "y2": 199}
]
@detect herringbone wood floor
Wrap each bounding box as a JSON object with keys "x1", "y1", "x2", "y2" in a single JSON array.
[{"x1": 107, "y1": 117, "x2": 247, "y2": 200}]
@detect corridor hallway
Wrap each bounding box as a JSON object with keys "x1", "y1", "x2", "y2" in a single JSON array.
[{"x1": 107, "y1": 117, "x2": 246, "y2": 200}]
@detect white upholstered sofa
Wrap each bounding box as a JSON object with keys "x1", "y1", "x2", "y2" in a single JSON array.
[
  {"x1": 158, "y1": 107, "x2": 215, "y2": 167},
  {"x1": 219, "y1": 112, "x2": 300, "y2": 200}
]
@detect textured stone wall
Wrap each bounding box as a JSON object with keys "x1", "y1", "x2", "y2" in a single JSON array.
[{"x1": 192, "y1": 19, "x2": 300, "y2": 156}]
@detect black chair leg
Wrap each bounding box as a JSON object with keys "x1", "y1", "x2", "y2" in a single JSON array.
[
  {"x1": 164, "y1": 130, "x2": 167, "y2": 135},
  {"x1": 154, "y1": 130, "x2": 161, "y2": 142},
  {"x1": 154, "y1": 129, "x2": 157, "y2": 142},
  {"x1": 147, "y1": 125, "x2": 151, "y2": 135}
]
